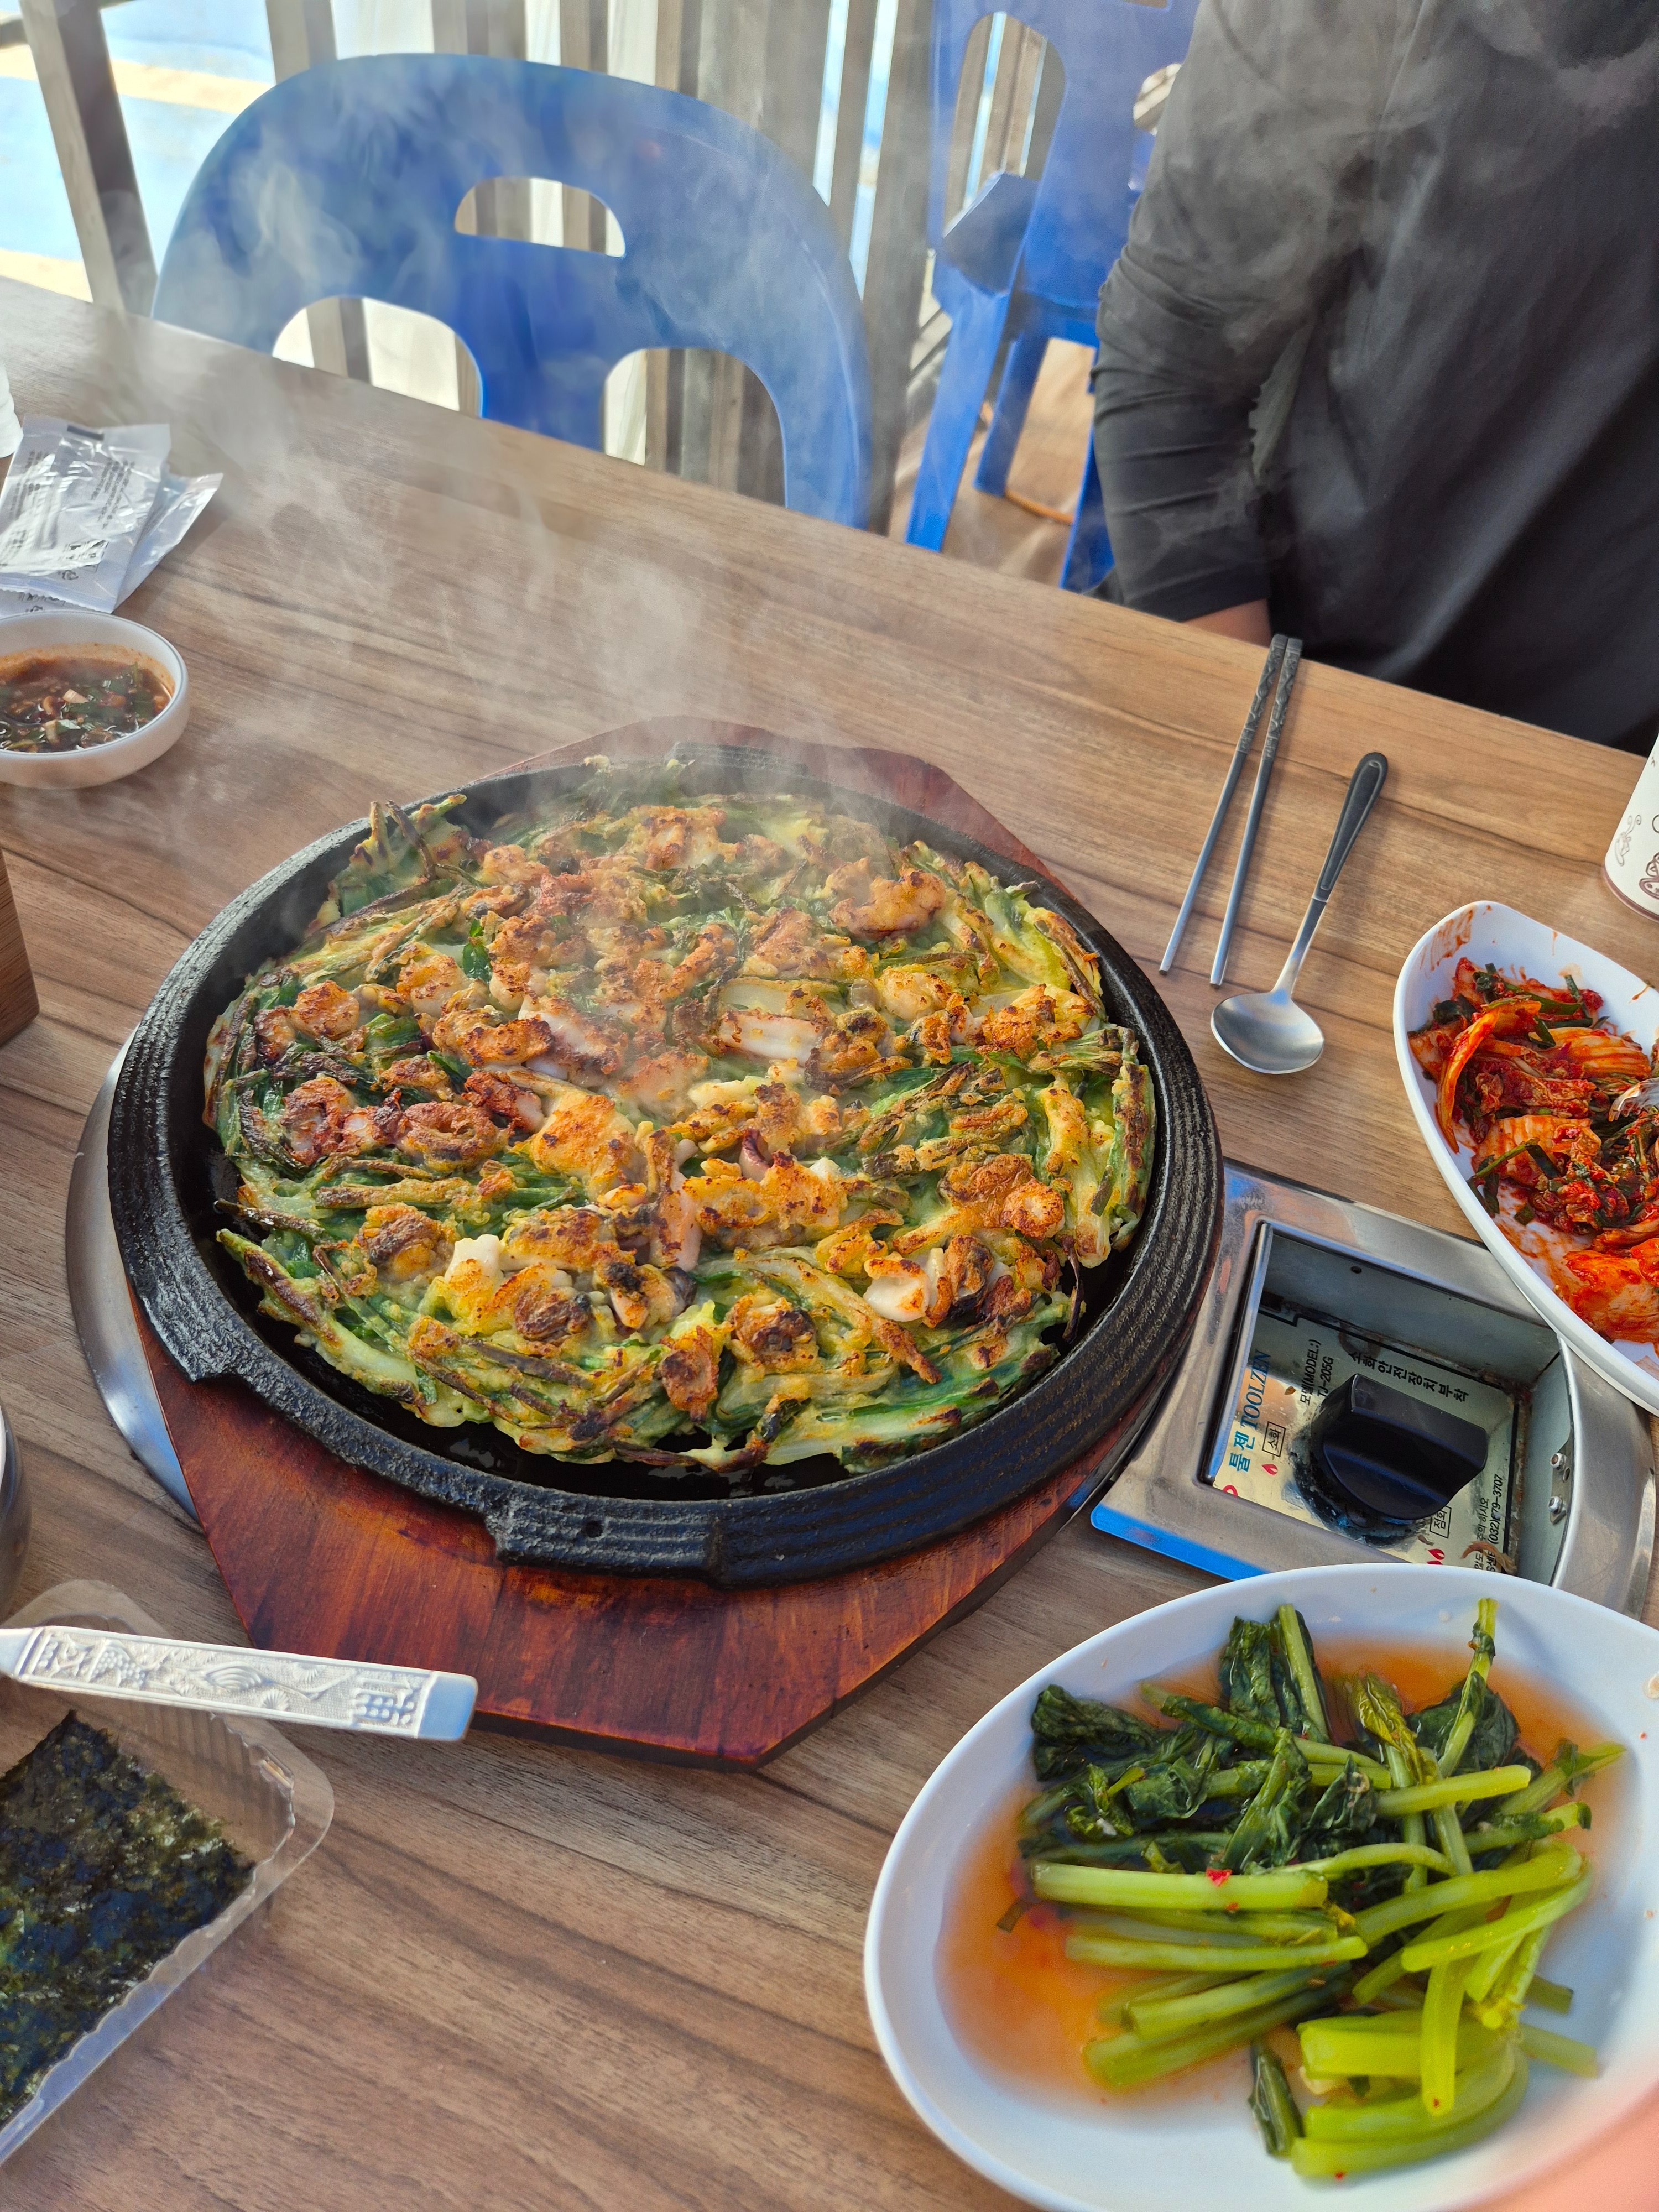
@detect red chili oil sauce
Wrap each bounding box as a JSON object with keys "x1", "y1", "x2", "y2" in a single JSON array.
[
  {"x1": 0, "y1": 650, "x2": 171, "y2": 754},
  {"x1": 936, "y1": 1642, "x2": 1609, "y2": 2103}
]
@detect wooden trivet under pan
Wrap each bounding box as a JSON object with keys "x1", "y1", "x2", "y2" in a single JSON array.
[{"x1": 133, "y1": 722, "x2": 1163, "y2": 1764}]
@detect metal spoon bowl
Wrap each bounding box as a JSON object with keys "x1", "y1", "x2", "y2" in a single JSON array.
[
  {"x1": 1212, "y1": 982, "x2": 1329, "y2": 1076},
  {"x1": 1211, "y1": 752, "x2": 1389, "y2": 1077}
]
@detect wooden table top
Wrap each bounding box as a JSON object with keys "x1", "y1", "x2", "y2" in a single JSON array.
[{"x1": 1, "y1": 274, "x2": 1655, "y2": 2210}]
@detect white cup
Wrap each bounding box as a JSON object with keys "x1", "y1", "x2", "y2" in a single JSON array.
[{"x1": 1604, "y1": 733, "x2": 1659, "y2": 917}]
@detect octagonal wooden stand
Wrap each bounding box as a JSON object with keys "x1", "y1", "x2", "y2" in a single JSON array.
[{"x1": 132, "y1": 722, "x2": 1156, "y2": 1765}]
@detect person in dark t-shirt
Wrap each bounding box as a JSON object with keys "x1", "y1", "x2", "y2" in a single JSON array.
[{"x1": 1092, "y1": 2, "x2": 1659, "y2": 748}]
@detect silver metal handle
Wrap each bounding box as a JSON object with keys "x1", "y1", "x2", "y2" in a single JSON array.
[
  {"x1": 1210, "y1": 638, "x2": 1303, "y2": 986},
  {"x1": 1160, "y1": 634, "x2": 1287, "y2": 972},
  {"x1": 1272, "y1": 751, "x2": 1389, "y2": 997},
  {"x1": 0, "y1": 1624, "x2": 477, "y2": 1739}
]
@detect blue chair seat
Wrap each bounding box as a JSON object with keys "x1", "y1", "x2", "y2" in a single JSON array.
[{"x1": 154, "y1": 54, "x2": 872, "y2": 527}]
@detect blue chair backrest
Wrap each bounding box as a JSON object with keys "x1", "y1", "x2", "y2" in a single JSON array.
[
  {"x1": 154, "y1": 54, "x2": 872, "y2": 526},
  {"x1": 927, "y1": 0, "x2": 1201, "y2": 312}
]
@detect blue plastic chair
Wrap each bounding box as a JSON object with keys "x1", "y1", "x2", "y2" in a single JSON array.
[
  {"x1": 906, "y1": 0, "x2": 1199, "y2": 587},
  {"x1": 154, "y1": 54, "x2": 872, "y2": 527}
]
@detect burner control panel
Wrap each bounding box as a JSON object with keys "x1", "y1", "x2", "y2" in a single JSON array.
[{"x1": 1095, "y1": 1164, "x2": 1653, "y2": 1610}]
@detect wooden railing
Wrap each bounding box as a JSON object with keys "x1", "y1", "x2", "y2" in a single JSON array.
[{"x1": 22, "y1": 0, "x2": 1059, "y2": 532}]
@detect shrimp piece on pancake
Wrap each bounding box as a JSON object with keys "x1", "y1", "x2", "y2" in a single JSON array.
[
  {"x1": 399, "y1": 1097, "x2": 505, "y2": 1167},
  {"x1": 520, "y1": 994, "x2": 625, "y2": 1083},
  {"x1": 360, "y1": 1204, "x2": 453, "y2": 1284},
  {"x1": 614, "y1": 1050, "x2": 709, "y2": 1118},
  {"x1": 682, "y1": 1152, "x2": 844, "y2": 1247},
  {"x1": 432, "y1": 1013, "x2": 557, "y2": 1068},
  {"x1": 744, "y1": 907, "x2": 856, "y2": 980},
  {"x1": 292, "y1": 980, "x2": 361, "y2": 1041},
  {"x1": 975, "y1": 984, "x2": 1091, "y2": 1057},
  {"x1": 659, "y1": 1320, "x2": 724, "y2": 1420},
  {"x1": 873, "y1": 964, "x2": 955, "y2": 1023},
  {"x1": 432, "y1": 1233, "x2": 519, "y2": 1332},
  {"x1": 727, "y1": 1294, "x2": 820, "y2": 1372},
  {"x1": 463, "y1": 1069, "x2": 544, "y2": 1131},
  {"x1": 253, "y1": 1007, "x2": 299, "y2": 1062},
  {"x1": 398, "y1": 951, "x2": 468, "y2": 1029},
  {"x1": 623, "y1": 805, "x2": 732, "y2": 872},
  {"x1": 894, "y1": 1151, "x2": 1063, "y2": 1251},
  {"x1": 826, "y1": 860, "x2": 948, "y2": 938},
  {"x1": 381, "y1": 1055, "x2": 453, "y2": 1094},
  {"x1": 281, "y1": 1076, "x2": 380, "y2": 1165},
  {"x1": 502, "y1": 1206, "x2": 617, "y2": 1274},
  {"x1": 522, "y1": 1086, "x2": 643, "y2": 1196},
  {"x1": 478, "y1": 844, "x2": 552, "y2": 892}
]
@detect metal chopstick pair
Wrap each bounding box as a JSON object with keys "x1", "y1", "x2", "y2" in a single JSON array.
[{"x1": 1159, "y1": 634, "x2": 1304, "y2": 985}]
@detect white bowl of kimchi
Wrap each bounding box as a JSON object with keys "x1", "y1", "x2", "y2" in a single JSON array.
[{"x1": 1394, "y1": 901, "x2": 1659, "y2": 1417}]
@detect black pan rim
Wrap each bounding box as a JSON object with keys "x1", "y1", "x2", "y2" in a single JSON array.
[{"x1": 111, "y1": 744, "x2": 1222, "y2": 1586}]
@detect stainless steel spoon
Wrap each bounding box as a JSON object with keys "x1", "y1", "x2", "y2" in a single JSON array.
[{"x1": 1211, "y1": 751, "x2": 1389, "y2": 1076}]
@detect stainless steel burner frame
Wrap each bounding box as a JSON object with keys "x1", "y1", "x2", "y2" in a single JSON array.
[
  {"x1": 66, "y1": 1048, "x2": 195, "y2": 1521},
  {"x1": 1095, "y1": 1162, "x2": 1656, "y2": 1613},
  {"x1": 0, "y1": 1407, "x2": 32, "y2": 1614}
]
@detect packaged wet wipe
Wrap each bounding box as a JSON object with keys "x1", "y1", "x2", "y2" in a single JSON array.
[
  {"x1": 0, "y1": 419, "x2": 219, "y2": 616},
  {"x1": 0, "y1": 419, "x2": 168, "y2": 610}
]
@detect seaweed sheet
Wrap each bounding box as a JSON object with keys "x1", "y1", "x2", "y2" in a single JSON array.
[{"x1": 0, "y1": 1715, "x2": 252, "y2": 2117}]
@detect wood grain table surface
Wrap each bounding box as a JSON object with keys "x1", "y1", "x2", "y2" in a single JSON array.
[{"x1": 1, "y1": 273, "x2": 1657, "y2": 2209}]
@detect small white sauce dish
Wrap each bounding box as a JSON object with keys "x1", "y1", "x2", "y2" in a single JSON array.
[{"x1": 0, "y1": 609, "x2": 188, "y2": 789}]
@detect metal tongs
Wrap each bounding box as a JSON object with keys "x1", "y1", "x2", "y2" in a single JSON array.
[{"x1": 1161, "y1": 634, "x2": 1304, "y2": 984}]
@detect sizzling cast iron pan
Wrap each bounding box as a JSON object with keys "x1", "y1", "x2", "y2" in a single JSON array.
[{"x1": 110, "y1": 747, "x2": 1222, "y2": 1584}]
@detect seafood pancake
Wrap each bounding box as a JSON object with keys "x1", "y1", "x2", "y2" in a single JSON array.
[{"x1": 204, "y1": 774, "x2": 1155, "y2": 1473}]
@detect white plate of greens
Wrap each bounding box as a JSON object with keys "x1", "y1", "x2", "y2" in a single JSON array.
[{"x1": 864, "y1": 1566, "x2": 1659, "y2": 2210}]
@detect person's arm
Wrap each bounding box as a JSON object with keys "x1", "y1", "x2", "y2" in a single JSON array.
[
  {"x1": 1190, "y1": 600, "x2": 1272, "y2": 644},
  {"x1": 1094, "y1": 0, "x2": 1397, "y2": 625}
]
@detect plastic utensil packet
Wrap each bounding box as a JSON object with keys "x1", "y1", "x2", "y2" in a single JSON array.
[
  {"x1": 117, "y1": 467, "x2": 222, "y2": 599},
  {"x1": 0, "y1": 448, "x2": 220, "y2": 619},
  {"x1": 0, "y1": 419, "x2": 169, "y2": 612}
]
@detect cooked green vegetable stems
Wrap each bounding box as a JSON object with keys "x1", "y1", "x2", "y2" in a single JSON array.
[{"x1": 1014, "y1": 1599, "x2": 1616, "y2": 2176}]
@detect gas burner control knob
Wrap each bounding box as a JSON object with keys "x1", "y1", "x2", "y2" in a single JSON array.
[{"x1": 1302, "y1": 1374, "x2": 1486, "y2": 1541}]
